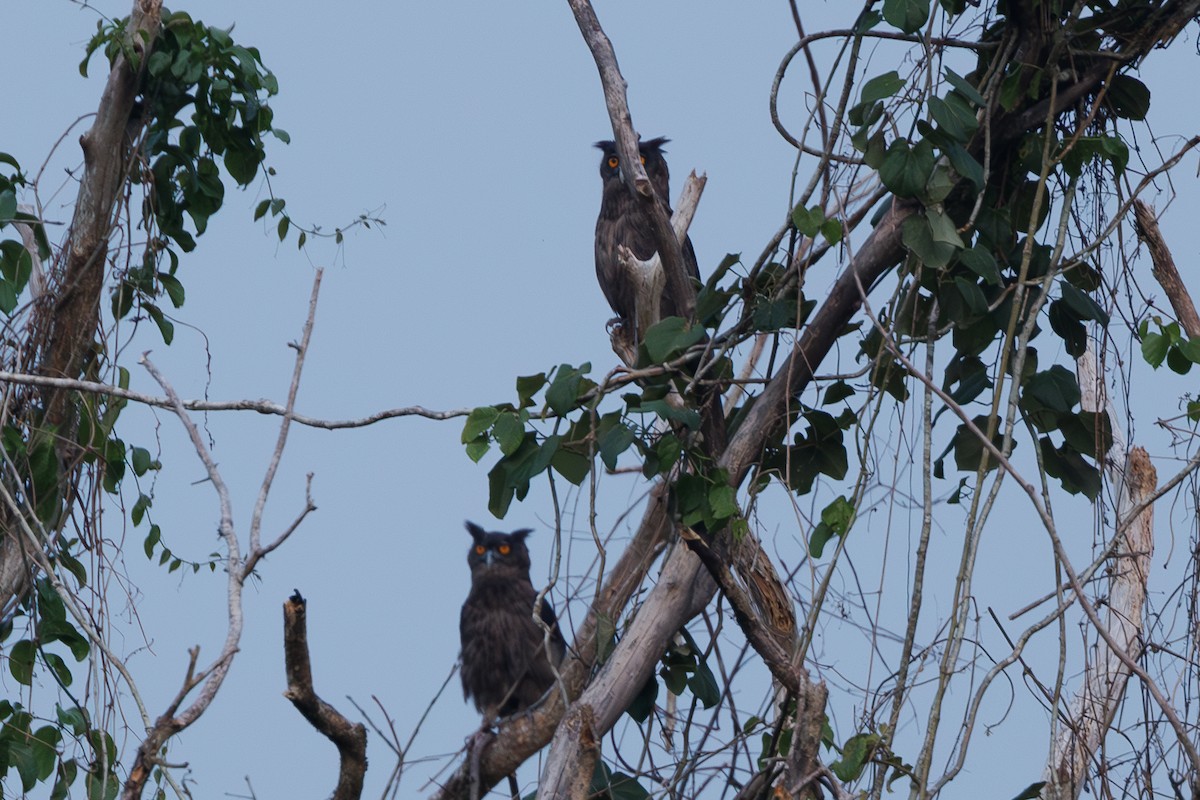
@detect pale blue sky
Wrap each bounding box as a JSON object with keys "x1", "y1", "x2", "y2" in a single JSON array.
[{"x1": 3, "y1": 2, "x2": 1198, "y2": 798}]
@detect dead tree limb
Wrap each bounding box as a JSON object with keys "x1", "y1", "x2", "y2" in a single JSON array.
[
  {"x1": 1045, "y1": 448, "x2": 1155, "y2": 799},
  {"x1": 284, "y1": 592, "x2": 368, "y2": 800},
  {"x1": 1133, "y1": 199, "x2": 1200, "y2": 339}
]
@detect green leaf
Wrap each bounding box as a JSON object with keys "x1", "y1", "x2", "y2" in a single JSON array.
[
  {"x1": 0, "y1": 277, "x2": 17, "y2": 314},
  {"x1": 902, "y1": 214, "x2": 956, "y2": 269},
  {"x1": 1140, "y1": 330, "x2": 1168, "y2": 368},
  {"x1": 708, "y1": 483, "x2": 738, "y2": 521},
  {"x1": 1098, "y1": 135, "x2": 1129, "y2": 178},
  {"x1": 643, "y1": 317, "x2": 706, "y2": 364},
  {"x1": 545, "y1": 363, "x2": 591, "y2": 416},
  {"x1": 958, "y1": 246, "x2": 1001, "y2": 285},
  {"x1": 822, "y1": 381, "x2": 855, "y2": 405},
  {"x1": 550, "y1": 447, "x2": 589, "y2": 485},
  {"x1": 626, "y1": 673, "x2": 658, "y2": 723},
  {"x1": 1040, "y1": 437, "x2": 1100, "y2": 500},
  {"x1": 131, "y1": 493, "x2": 150, "y2": 526},
  {"x1": 1011, "y1": 783, "x2": 1047, "y2": 800},
  {"x1": 465, "y1": 439, "x2": 490, "y2": 462},
  {"x1": 791, "y1": 204, "x2": 825, "y2": 238},
  {"x1": 882, "y1": 0, "x2": 930, "y2": 33},
  {"x1": 810, "y1": 495, "x2": 854, "y2": 557},
  {"x1": 1166, "y1": 344, "x2": 1192, "y2": 374},
  {"x1": 831, "y1": 732, "x2": 880, "y2": 782},
  {"x1": 952, "y1": 276, "x2": 987, "y2": 316},
  {"x1": 492, "y1": 412, "x2": 525, "y2": 456},
  {"x1": 880, "y1": 138, "x2": 935, "y2": 199},
  {"x1": 224, "y1": 146, "x2": 259, "y2": 185},
  {"x1": 924, "y1": 163, "x2": 956, "y2": 204},
  {"x1": 926, "y1": 207, "x2": 963, "y2": 248},
  {"x1": 0, "y1": 188, "x2": 16, "y2": 223},
  {"x1": 253, "y1": 199, "x2": 270, "y2": 221},
  {"x1": 277, "y1": 216, "x2": 289, "y2": 241},
  {"x1": 945, "y1": 142, "x2": 984, "y2": 191},
  {"x1": 599, "y1": 422, "x2": 635, "y2": 471},
  {"x1": 44, "y1": 652, "x2": 73, "y2": 687},
  {"x1": 143, "y1": 524, "x2": 161, "y2": 559},
  {"x1": 158, "y1": 272, "x2": 185, "y2": 308},
  {"x1": 1180, "y1": 337, "x2": 1200, "y2": 364},
  {"x1": 58, "y1": 549, "x2": 88, "y2": 587},
  {"x1": 596, "y1": 613, "x2": 617, "y2": 664},
  {"x1": 1106, "y1": 75, "x2": 1150, "y2": 121},
  {"x1": 131, "y1": 447, "x2": 153, "y2": 476},
  {"x1": 461, "y1": 406, "x2": 499, "y2": 444},
  {"x1": 1059, "y1": 410, "x2": 1113, "y2": 459},
  {"x1": 9, "y1": 639, "x2": 35, "y2": 684},
  {"x1": 639, "y1": 398, "x2": 700, "y2": 430},
  {"x1": 952, "y1": 415, "x2": 1007, "y2": 473},
  {"x1": 944, "y1": 67, "x2": 985, "y2": 107},
  {"x1": 854, "y1": 9, "x2": 882, "y2": 32},
  {"x1": 516, "y1": 373, "x2": 546, "y2": 408},
  {"x1": 1059, "y1": 282, "x2": 1108, "y2": 326},
  {"x1": 56, "y1": 705, "x2": 89, "y2": 736},
  {"x1": 1022, "y1": 366, "x2": 1080, "y2": 415},
  {"x1": 860, "y1": 71, "x2": 904, "y2": 106},
  {"x1": 687, "y1": 657, "x2": 720, "y2": 708},
  {"x1": 928, "y1": 95, "x2": 977, "y2": 143}
]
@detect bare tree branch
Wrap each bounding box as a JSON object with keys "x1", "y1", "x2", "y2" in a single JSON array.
[
  {"x1": 121, "y1": 274, "x2": 326, "y2": 799},
  {"x1": 284, "y1": 591, "x2": 368, "y2": 800},
  {"x1": 1134, "y1": 199, "x2": 1200, "y2": 339},
  {"x1": 0, "y1": 370, "x2": 470, "y2": 426}
]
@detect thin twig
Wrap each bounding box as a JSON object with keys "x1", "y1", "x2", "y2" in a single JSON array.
[{"x1": 0, "y1": 370, "x2": 470, "y2": 426}]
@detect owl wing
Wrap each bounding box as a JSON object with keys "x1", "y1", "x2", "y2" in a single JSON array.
[
  {"x1": 595, "y1": 216, "x2": 629, "y2": 321},
  {"x1": 537, "y1": 592, "x2": 567, "y2": 666}
]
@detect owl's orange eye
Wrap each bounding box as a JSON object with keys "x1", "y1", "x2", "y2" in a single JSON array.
[
  {"x1": 639, "y1": 155, "x2": 646, "y2": 164},
  {"x1": 607, "y1": 156, "x2": 619, "y2": 169},
  {"x1": 474, "y1": 545, "x2": 486, "y2": 555},
  {"x1": 498, "y1": 543, "x2": 511, "y2": 555}
]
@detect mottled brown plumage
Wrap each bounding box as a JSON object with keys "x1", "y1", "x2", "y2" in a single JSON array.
[
  {"x1": 593, "y1": 137, "x2": 700, "y2": 330},
  {"x1": 459, "y1": 522, "x2": 566, "y2": 720}
]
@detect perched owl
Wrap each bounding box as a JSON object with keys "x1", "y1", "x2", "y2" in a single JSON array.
[
  {"x1": 594, "y1": 137, "x2": 701, "y2": 333},
  {"x1": 459, "y1": 522, "x2": 566, "y2": 720}
]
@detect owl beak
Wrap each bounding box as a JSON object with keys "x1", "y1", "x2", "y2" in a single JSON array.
[{"x1": 483, "y1": 550, "x2": 495, "y2": 567}]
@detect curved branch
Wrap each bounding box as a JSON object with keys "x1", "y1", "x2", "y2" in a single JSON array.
[{"x1": 0, "y1": 371, "x2": 470, "y2": 426}]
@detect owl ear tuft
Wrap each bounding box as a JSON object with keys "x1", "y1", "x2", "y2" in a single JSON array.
[
  {"x1": 593, "y1": 140, "x2": 615, "y2": 152},
  {"x1": 510, "y1": 528, "x2": 534, "y2": 543},
  {"x1": 640, "y1": 136, "x2": 670, "y2": 155},
  {"x1": 464, "y1": 521, "x2": 487, "y2": 542}
]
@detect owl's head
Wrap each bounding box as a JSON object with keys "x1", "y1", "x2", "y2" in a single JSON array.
[
  {"x1": 465, "y1": 521, "x2": 532, "y2": 575},
  {"x1": 594, "y1": 137, "x2": 672, "y2": 195}
]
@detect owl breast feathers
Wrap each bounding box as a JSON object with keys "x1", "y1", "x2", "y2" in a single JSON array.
[
  {"x1": 459, "y1": 522, "x2": 566, "y2": 719},
  {"x1": 593, "y1": 136, "x2": 700, "y2": 329}
]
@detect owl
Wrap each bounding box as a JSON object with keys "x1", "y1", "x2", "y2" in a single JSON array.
[
  {"x1": 594, "y1": 137, "x2": 701, "y2": 333},
  {"x1": 459, "y1": 522, "x2": 566, "y2": 721}
]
